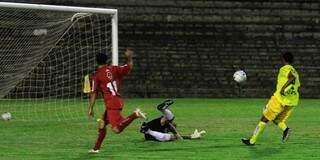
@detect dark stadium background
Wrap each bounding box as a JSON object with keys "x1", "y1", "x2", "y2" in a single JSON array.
[{"x1": 5, "y1": 0, "x2": 320, "y2": 98}]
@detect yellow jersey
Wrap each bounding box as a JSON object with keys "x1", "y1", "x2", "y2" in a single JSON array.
[{"x1": 274, "y1": 64, "x2": 300, "y2": 106}]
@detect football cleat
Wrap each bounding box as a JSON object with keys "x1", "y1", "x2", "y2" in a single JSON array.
[
  {"x1": 282, "y1": 128, "x2": 291, "y2": 143},
  {"x1": 140, "y1": 122, "x2": 149, "y2": 133},
  {"x1": 134, "y1": 108, "x2": 147, "y2": 120},
  {"x1": 88, "y1": 149, "x2": 100, "y2": 154},
  {"x1": 241, "y1": 138, "x2": 255, "y2": 146},
  {"x1": 157, "y1": 99, "x2": 174, "y2": 111}
]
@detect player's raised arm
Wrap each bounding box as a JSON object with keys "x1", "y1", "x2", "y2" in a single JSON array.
[
  {"x1": 124, "y1": 48, "x2": 134, "y2": 68},
  {"x1": 116, "y1": 48, "x2": 134, "y2": 77}
]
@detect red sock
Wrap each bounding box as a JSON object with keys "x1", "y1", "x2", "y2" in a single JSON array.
[
  {"x1": 116, "y1": 113, "x2": 137, "y2": 132},
  {"x1": 93, "y1": 128, "x2": 106, "y2": 150}
]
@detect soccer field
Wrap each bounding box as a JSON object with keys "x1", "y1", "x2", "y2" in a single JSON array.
[{"x1": 0, "y1": 98, "x2": 319, "y2": 160}]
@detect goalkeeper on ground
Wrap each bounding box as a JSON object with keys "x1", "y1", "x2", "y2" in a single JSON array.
[
  {"x1": 242, "y1": 51, "x2": 300, "y2": 145},
  {"x1": 140, "y1": 100, "x2": 206, "y2": 141}
]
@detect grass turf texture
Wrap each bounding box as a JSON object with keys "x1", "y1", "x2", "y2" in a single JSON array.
[{"x1": 0, "y1": 98, "x2": 319, "y2": 160}]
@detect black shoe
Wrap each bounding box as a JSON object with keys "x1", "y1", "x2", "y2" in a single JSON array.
[
  {"x1": 241, "y1": 138, "x2": 255, "y2": 146},
  {"x1": 282, "y1": 128, "x2": 291, "y2": 143},
  {"x1": 157, "y1": 99, "x2": 174, "y2": 111},
  {"x1": 140, "y1": 122, "x2": 149, "y2": 133}
]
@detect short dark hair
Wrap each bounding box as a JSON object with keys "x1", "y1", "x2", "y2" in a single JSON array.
[
  {"x1": 282, "y1": 51, "x2": 294, "y2": 64},
  {"x1": 96, "y1": 53, "x2": 108, "y2": 65}
]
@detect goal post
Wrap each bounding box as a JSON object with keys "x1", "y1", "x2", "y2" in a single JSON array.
[{"x1": 0, "y1": 2, "x2": 119, "y2": 122}]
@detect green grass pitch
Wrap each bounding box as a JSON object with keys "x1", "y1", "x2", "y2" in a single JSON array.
[{"x1": 0, "y1": 98, "x2": 319, "y2": 160}]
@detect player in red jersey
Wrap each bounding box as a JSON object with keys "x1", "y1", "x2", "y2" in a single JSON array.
[{"x1": 88, "y1": 48, "x2": 147, "y2": 153}]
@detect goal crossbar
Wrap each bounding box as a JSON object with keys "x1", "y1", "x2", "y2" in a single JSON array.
[{"x1": 0, "y1": 2, "x2": 117, "y2": 14}]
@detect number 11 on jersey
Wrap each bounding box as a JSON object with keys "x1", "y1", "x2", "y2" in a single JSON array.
[{"x1": 107, "y1": 81, "x2": 118, "y2": 96}]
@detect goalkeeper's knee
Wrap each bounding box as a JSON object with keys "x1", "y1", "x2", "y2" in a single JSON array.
[{"x1": 97, "y1": 119, "x2": 105, "y2": 129}]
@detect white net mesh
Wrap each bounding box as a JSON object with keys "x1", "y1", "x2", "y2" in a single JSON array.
[{"x1": 0, "y1": 6, "x2": 112, "y2": 122}]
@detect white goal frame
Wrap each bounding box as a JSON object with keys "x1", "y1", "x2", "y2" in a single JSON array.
[{"x1": 0, "y1": 2, "x2": 119, "y2": 65}]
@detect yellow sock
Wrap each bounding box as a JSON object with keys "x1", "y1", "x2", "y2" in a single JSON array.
[
  {"x1": 250, "y1": 121, "x2": 266, "y2": 144},
  {"x1": 277, "y1": 122, "x2": 287, "y2": 131}
]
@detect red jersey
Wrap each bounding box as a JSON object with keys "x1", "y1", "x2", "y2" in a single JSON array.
[{"x1": 91, "y1": 64, "x2": 132, "y2": 109}]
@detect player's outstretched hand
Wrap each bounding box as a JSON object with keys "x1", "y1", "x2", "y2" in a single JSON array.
[
  {"x1": 124, "y1": 48, "x2": 134, "y2": 58},
  {"x1": 190, "y1": 129, "x2": 206, "y2": 139}
]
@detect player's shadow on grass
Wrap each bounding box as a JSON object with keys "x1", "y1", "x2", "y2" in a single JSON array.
[
  {"x1": 142, "y1": 144, "x2": 235, "y2": 152},
  {"x1": 138, "y1": 141, "x2": 236, "y2": 152},
  {"x1": 248, "y1": 145, "x2": 282, "y2": 159},
  {"x1": 74, "y1": 153, "x2": 116, "y2": 160}
]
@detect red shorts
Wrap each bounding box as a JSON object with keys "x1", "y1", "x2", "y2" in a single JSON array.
[
  {"x1": 102, "y1": 109, "x2": 125, "y2": 129},
  {"x1": 104, "y1": 96, "x2": 124, "y2": 110},
  {"x1": 101, "y1": 96, "x2": 125, "y2": 128}
]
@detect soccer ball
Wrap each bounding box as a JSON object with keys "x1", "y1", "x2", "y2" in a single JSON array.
[
  {"x1": 1, "y1": 112, "x2": 12, "y2": 121},
  {"x1": 233, "y1": 70, "x2": 247, "y2": 83}
]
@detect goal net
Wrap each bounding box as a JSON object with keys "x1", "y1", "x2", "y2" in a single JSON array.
[{"x1": 0, "y1": 3, "x2": 118, "y2": 123}]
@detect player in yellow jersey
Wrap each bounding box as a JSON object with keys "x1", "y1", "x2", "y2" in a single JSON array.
[{"x1": 242, "y1": 52, "x2": 300, "y2": 145}]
